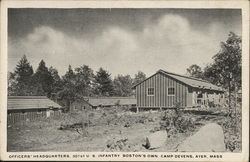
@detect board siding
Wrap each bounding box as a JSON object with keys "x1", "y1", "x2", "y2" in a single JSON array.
[{"x1": 136, "y1": 73, "x2": 188, "y2": 108}]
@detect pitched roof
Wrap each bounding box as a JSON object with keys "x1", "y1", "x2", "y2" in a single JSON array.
[
  {"x1": 83, "y1": 97, "x2": 136, "y2": 107},
  {"x1": 133, "y1": 69, "x2": 224, "y2": 92},
  {"x1": 8, "y1": 96, "x2": 62, "y2": 110}
]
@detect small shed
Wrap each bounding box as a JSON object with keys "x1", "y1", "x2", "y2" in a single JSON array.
[
  {"x1": 7, "y1": 96, "x2": 62, "y2": 124},
  {"x1": 70, "y1": 97, "x2": 136, "y2": 111},
  {"x1": 133, "y1": 69, "x2": 225, "y2": 110}
]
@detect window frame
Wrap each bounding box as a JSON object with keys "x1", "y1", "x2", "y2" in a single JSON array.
[
  {"x1": 167, "y1": 87, "x2": 175, "y2": 96},
  {"x1": 147, "y1": 87, "x2": 155, "y2": 96}
]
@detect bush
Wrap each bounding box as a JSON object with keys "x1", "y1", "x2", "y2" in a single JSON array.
[
  {"x1": 106, "y1": 137, "x2": 129, "y2": 151},
  {"x1": 174, "y1": 115, "x2": 195, "y2": 133},
  {"x1": 159, "y1": 108, "x2": 195, "y2": 135},
  {"x1": 219, "y1": 115, "x2": 242, "y2": 152}
]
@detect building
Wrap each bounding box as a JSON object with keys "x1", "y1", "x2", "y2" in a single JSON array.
[
  {"x1": 133, "y1": 69, "x2": 224, "y2": 111},
  {"x1": 70, "y1": 97, "x2": 136, "y2": 111},
  {"x1": 7, "y1": 96, "x2": 62, "y2": 124}
]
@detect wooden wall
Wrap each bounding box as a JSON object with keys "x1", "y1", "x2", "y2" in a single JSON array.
[
  {"x1": 70, "y1": 100, "x2": 92, "y2": 112},
  {"x1": 136, "y1": 73, "x2": 188, "y2": 108},
  {"x1": 7, "y1": 109, "x2": 61, "y2": 124}
]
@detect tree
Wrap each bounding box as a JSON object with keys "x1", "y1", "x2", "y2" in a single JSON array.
[
  {"x1": 133, "y1": 71, "x2": 146, "y2": 85},
  {"x1": 8, "y1": 72, "x2": 18, "y2": 96},
  {"x1": 94, "y1": 68, "x2": 114, "y2": 96},
  {"x1": 33, "y1": 60, "x2": 54, "y2": 97},
  {"x1": 15, "y1": 55, "x2": 34, "y2": 83},
  {"x1": 113, "y1": 74, "x2": 133, "y2": 96},
  {"x1": 186, "y1": 64, "x2": 204, "y2": 79},
  {"x1": 49, "y1": 66, "x2": 63, "y2": 99},
  {"x1": 204, "y1": 32, "x2": 241, "y2": 90},
  {"x1": 58, "y1": 65, "x2": 77, "y2": 111},
  {"x1": 8, "y1": 55, "x2": 34, "y2": 95},
  {"x1": 75, "y1": 65, "x2": 95, "y2": 96},
  {"x1": 203, "y1": 32, "x2": 242, "y2": 114}
]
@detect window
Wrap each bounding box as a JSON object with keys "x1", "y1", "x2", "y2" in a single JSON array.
[
  {"x1": 167, "y1": 87, "x2": 175, "y2": 96},
  {"x1": 147, "y1": 87, "x2": 154, "y2": 96}
]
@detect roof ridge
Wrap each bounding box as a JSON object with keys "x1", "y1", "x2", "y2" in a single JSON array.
[{"x1": 158, "y1": 69, "x2": 209, "y2": 83}]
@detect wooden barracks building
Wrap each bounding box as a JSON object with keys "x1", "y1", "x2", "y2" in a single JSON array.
[
  {"x1": 133, "y1": 69, "x2": 224, "y2": 110},
  {"x1": 7, "y1": 96, "x2": 62, "y2": 124}
]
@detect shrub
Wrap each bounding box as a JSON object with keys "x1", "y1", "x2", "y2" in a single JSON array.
[
  {"x1": 174, "y1": 115, "x2": 196, "y2": 133},
  {"x1": 159, "y1": 108, "x2": 195, "y2": 135},
  {"x1": 106, "y1": 137, "x2": 129, "y2": 151},
  {"x1": 219, "y1": 114, "x2": 242, "y2": 152},
  {"x1": 160, "y1": 110, "x2": 178, "y2": 132}
]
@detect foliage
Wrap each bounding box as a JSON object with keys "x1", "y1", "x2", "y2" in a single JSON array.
[
  {"x1": 133, "y1": 71, "x2": 146, "y2": 85},
  {"x1": 57, "y1": 65, "x2": 77, "y2": 110},
  {"x1": 174, "y1": 115, "x2": 195, "y2": 133},
  {"x1": 8, "y1": 55, "x2": 34, "y2": 96},
  {"x1": 113, "y1": 74, "x2": 133, "y2": 96},
  {"x1": 33, "y1": 60, "x2": 54, "y2": 97},
  {"x1": 203, "y1": 32, "x2": 241, "y2": 91},
  {"x1": 185, "y1": 32, "x2": 241, "y2": 91},
  {"x1": 218, "y1": 114, "x2": 242, "y2": 152},
  {"x1": 186, "y1": 64, "x2": 204, "y2": 79},
  {"x1": 8, "y1": 55, "x2": 143, "y2": 110},
  {"x1": 14, "y1": 55, "x2": 34, "y2": 83},
  {"x1": 57, "y1": 65, "x2": 95, "y2": 109},
  {"x1": 106, "y1": 137, "x2": 129, "y2": 151},
  {"x1": 160, "y1": 108, "x2": 195, "y2": 136},
  {"x1": 75, "y1": 65, "x2": 95, "y2": 96},
  {"x1": 94, "y1": 68, "x2": 114, "y2": 96},
  {"x1": 49, "y1": 66, "x2": 63, "y2": 99}
]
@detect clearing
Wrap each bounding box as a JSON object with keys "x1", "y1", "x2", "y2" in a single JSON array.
[{"x1": 7, "y1": 107, "x2": 242, "y2": 152}]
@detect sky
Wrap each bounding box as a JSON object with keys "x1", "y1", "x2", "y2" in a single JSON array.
[{"x1": 8, "y1": 8, "x2": 242, "y2": 78}]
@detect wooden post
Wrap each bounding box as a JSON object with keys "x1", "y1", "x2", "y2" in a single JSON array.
[
  {"x1": 160, "y1": 107, "x2": 162, "y2": 111},
  {"x1": 136, "y1": 107, "x2": 139, "y2": 113}
]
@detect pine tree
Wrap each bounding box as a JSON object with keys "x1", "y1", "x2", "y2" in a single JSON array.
[
  {"x1": 58, "y1": 65, "x2": 77, "y2": 111},
  {"x1": 49, "y1": 66, "x2": 63, "y2": 99},
  {"x1": 94, "y1": 68, "x2": 114, "y2": 96},
  {"x1": 8, "y1": 55, "x2": 34, "y2": 95},
  {"x1": 33, "y1": 60, "x2": 53, "y2": 96}
]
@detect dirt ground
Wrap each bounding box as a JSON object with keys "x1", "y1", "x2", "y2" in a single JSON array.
[{"x1": 7, "y1": 107, "x2": 242, "y2": 152}]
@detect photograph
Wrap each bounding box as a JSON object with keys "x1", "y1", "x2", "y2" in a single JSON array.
[{"x1": 0, "y1": 0, "x2": 249, "y2": 161}]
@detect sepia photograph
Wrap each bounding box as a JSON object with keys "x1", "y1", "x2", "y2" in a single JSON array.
[{"x1": 0, "y1": 0, "x2": 249, "y2": 161}]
